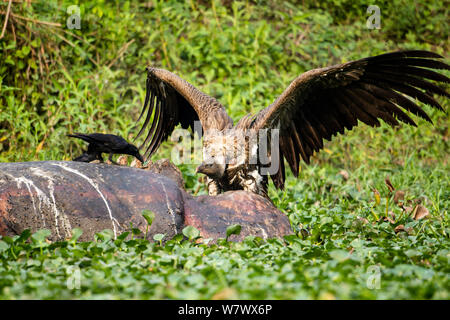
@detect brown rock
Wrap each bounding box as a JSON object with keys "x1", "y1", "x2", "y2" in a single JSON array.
[
  {"x1": 145, "y1": 159, "x2": 185, "y2": 189},
  {"x1": 0, "y1": 160, "x2": 292, "y2": 242},
  {"x1": 184, "y1": 190, "x2": 291, "y2": 241}
]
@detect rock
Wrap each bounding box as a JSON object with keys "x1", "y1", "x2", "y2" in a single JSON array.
[
  {"x1": 184, "y1": 191, "x2": 291, "y2": 241},
  {"x1": 145, "y1": 159, "x2": 185, "y2": 189},
  {"x1": 0, "y1": 160, "x2": 292, "y2": 242}
]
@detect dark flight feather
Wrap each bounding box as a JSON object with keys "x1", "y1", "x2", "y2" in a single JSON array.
[
  {"x1": 135, "y1": 67, "x2": 233, "y2": 160},
  {"x1": 251, "y1": 50, "x2": 449, "y2": 187}
]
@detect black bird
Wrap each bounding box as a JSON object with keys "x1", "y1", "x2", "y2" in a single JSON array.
[{"x1": 68, "y1": 133, "x2": 144, "y2": 164}]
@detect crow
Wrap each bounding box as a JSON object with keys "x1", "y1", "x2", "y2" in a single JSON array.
[{"x1": 68, "y1": 133, "x2": 144, "y2": 164}]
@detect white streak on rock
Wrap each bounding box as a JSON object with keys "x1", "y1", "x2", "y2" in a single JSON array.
[
  {"x1": 53, "y1": 164, "x2": 118, "y2": 239},
  {"x1": 31, "y1": 167, "x2": 72, "y2": 238},
  {"x1": 4, "y1": 173, "x2": 47, "y2": 229},
  {"x1": 13, "y1": 177, "x2": 38, "y2": 215},
  {"x1": 159, "y1": 179, "x2": 178, "y2": 235},
  {"x1": 259, "y1": 227, "x2": 268, "y2": 240},
  {"x1": 47, "y1": 177, "x2": 72, "y2": 238}
]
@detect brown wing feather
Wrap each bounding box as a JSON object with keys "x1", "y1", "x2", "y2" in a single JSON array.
[
  {"x1": 135, "y1": 67, "x2": 233, "y2": 160},
  {"x1": 252, "y1": 50, "x2": 448, "y2": 189}
]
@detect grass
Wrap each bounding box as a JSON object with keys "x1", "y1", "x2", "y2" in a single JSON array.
[{"x1": 0, "y1": 0, "x2": 449, "y2": 299}]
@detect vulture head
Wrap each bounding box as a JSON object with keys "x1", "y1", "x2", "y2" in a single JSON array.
[
  {"x1": 195, "y1": 162, "x2": 225, "y2": 179},
  {"x1": 196, "y1": 131, "x2": 244, "y2": 179},
  {"x1": 134, "y1": 50, "x2": 449, "y2": 199}
]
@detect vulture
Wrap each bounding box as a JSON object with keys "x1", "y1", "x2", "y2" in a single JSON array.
[{"x1": 135, "y1": 50, "x2": 449, "y2": 198}]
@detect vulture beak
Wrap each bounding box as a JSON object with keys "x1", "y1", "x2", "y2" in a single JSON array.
[{"x1": 196, "y1": 164, "x2": 205, "y2": 174}]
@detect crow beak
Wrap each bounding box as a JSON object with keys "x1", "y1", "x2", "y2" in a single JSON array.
[{"x1": 136, "y1": 154, "x2": 144, "y2": 163}]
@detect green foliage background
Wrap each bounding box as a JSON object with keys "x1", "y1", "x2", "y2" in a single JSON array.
[{"x1": 0, "y1": 0, "x2": 448, "y2": 299}]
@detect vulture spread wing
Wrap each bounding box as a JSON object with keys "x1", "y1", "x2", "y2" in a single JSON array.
[
  {"x1": 135, "y1": 68, "x2": 233, "y2": 159},
  {"x1": 251, "y1": 50, "x2": 449, "y2": 189}
]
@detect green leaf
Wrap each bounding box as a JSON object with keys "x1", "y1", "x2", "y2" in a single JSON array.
[
  {"x1": 31, "y1": 39, "x2": 41, "y2": 48},
  {"x1": 404, "y1": 249, "x2": 421, "y2": 258},
  {"x1": 0, "y1": 240, "x2": 8, "y2": 252},
  {"x1": 31, "y1": 229, "x2": 51, "y2": 244},
  {"x1": 117, "y1": 232, "x2": 130, "y2": 241},
  {"x1": 95, "y1": 229, "x2": 114, "y2": 242},
  {"x1": 153, "y1": 233, "x2": 165, "y2": 242},
  {"x1": 131, "y1": 228, "x2": 142, "y2": 236},
  {"x1": 182, "y1": 226, "x2": 200, "y2": 240},
  {"x1": 70, "y1": 228, "x2": 83, "y2": 242},
  {"x1": 171, "y1": 234, "x2": 184, "y2": 243},
  {"x1": 5, "y1": 56, "x2": 15, "y2": 65},
  {"x1": 226, "y1": 224, "x2": 242, "y2": 240},
  {"x1": 142, "y1": 210, "x2": 155, "y2": 227},
  {"x1": 22, "y1": 46, "x2": 31, "y2": 56},
  {"x1": 329, "y1": 249, "x2": 350, "y2": 262},
  {"x1": 17, "y1": 229, "x2": 32, "y2": 243},
  {"x1": 28, "y1": 58, "x2": 38, "y2": 70}
]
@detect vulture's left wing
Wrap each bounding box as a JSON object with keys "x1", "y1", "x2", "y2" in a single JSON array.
[
  {"x1": 251, "y1": 50, "x2": 449, "y2": 189},
  {"x1": 135, "y1": 68, "x2": 233, "y2": 159}
]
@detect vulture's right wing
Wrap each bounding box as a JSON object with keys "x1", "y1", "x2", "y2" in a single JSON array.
[
  {"x1": 135, "y1": 68, "x2": 233, "y2": 159},
  {"x1": 251, "y1": 50, "x2": 449, "y2": 189}
]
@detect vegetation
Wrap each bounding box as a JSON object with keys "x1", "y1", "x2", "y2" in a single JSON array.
[{"x1": 0, "y1": 0, "x2": 448, "y2": 299}]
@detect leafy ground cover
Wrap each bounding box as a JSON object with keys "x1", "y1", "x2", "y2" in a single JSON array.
[{"x1": 0, "y1": 0, "x2": 448, "y2": 299}]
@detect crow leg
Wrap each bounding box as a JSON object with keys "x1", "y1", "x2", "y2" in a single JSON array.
[
  {"x1": 108, "y1": 153, "x2": 119, "y2": 165},
  {"x1": 96, "y1": 153, "x2": 104, "y2": 163}
]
